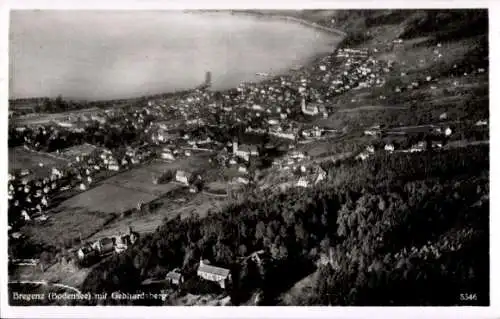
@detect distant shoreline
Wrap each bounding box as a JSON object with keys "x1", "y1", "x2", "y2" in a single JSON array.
[
  {"x1": 9, "y1": 10, "x2": 346, "y2": 109},
  {"x1": 226, "y1": 10, "x2": 347, "y2": 37}
]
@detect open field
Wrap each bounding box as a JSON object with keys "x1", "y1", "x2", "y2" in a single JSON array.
[
  {"x1": 104, "y1": 166, "x2": 180, "y2": 196},
  {"x1": 87, "y1": 191, "x2": 226, "y2": 242},
  {"x1": 9, "y1": 147, "x2": 69, "y2": 176},
  {"x1": 297, "y1": 135, "x2": 366, "y2": 158},
  {"x1": 59, "y1": 183, "x2": 157, "y2": 215},
  {"x1": 147, "y1": 155, "x2": 212, "y2": 173},
  {"x1": 21, "y1": 208, "x2": 115, "y2": 248}
]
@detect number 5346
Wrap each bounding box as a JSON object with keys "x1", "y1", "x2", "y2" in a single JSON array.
[{"x1": 460, "y1": 293, "x2": 478, "y2": 301}]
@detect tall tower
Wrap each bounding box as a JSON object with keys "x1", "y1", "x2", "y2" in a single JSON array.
[
  {"x1": 232, "y1": 140, "x2": 238, "y2": 154},
  {"x1": 205, "y1": 71, "x2": 212, "y2": 88}
]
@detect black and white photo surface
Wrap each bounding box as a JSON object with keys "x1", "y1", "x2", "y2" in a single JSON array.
[{"x1": 4, "y1": 5, "x2": 492, "y2": 312}]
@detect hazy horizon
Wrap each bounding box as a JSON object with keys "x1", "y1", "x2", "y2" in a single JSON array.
[{"x1": 9, "y1": 10, "x2": 341, "y2": 100}]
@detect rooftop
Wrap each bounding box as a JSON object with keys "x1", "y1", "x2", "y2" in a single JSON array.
[{"x1": 198, "y1": 263, "x2": 230, "y2": 278}]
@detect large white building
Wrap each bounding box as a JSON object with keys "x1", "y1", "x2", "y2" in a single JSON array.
[{"x1": 197, "y1": 259, "x2": 232, "y2": 289}]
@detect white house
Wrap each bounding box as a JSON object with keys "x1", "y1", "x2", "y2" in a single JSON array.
[
  {"x1": 410, "y1": 141, "x2": 427, "y2": 153},
  {"x1": 238, "y1": 166, "x2": 248, "y2": 174},
  {"x1": 161, "y1": 149, "x2": 175, "y2": 161},
  {"x1": 301, "y1": 97, "x2": 319, "y2": 116},
  {"x1": 176, "y1": 170, "x2": 191, "y2": 186},
  {"x1": 296, "y1": 177, "x2": 309, "y2": 188},
  {"x1": 290, "y1": 151, "x2": 306, "y2": 160},
  {"x1": 236, "y1": 177, "x2": 250, "y2": 185},
  {"x1": 364, "y1": 130, "x2": 379, "y2": 136},
  {"x1": 21, "y1": 210, "x2": 31, "y2": 221},
  {"x1": 267, "y1": 119, "x2": 280, "y2": 126},
  {"x1": 197, "y1": 259, "x2": 232, "y2": 289},
  {"x1": 356, "y1": 152, "x2": 370, "y2": 161},
  {"x1": 314, "y1": 167, "x2": 327, "y2": 185},
  {"x1": 233, "y1": 141, "x2": 255, "y2": 162},
  {"x1": 444, "y1": 127, "x2": 452, "y2": 137},
  {"x1": 384, "y1": 144, "x2": 395, "y2": 153},
  {"x1": 108, "y1": 164, "x2": 120, "y2": 171}
]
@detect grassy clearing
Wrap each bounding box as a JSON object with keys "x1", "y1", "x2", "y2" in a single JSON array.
[
  {"x1": 21, "y1": 208, "x2": 115, "y2": 248},
  {"x1": 87, "y1": 191, "x2": 225, "y2": 242},
  {"x1": 278, "y1": 269, "x2": 319, "y2": 306},
  {"x1": 9, "y1": 147, "x2": 69, "y2": 176},
  {"x1": 59, "y1": 183, "x2": 157, "y2": 214},
  {"x1": 104, "y1": 166, "x2": 179, "y2": 196},
  {"x1": 147, "y1": 155, "x2": 212, "y2": 173}
]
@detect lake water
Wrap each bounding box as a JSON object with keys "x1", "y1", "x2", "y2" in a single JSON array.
[{"x1": 9, "y1": 11, "x2": 341, "y2": 100}]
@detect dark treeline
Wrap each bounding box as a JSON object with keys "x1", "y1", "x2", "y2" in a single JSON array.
[
  {"x1": 80, "y1": 145, "x2": 489, "y2": 306},
  {"x1": 8, "y1": 113, "x2": 155, "y2": 153},
  {"x1": 9, "y1": 86, "x2": 203, "y2": 115}
]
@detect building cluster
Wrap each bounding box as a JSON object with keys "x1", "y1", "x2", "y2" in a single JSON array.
[
  {"x1": 174, "y1": 170, "x2": 204, "y2": 193},
  {"x1": 295, "y1": 165, "x2": 328, "y2": 188},
  {"x1": 158, "y1": 250, "x2": 270, "y2": 293},
  {"x1": 8, "y1": 168, "x2": 59, "y2": 225},
  {"x1": 76, "y1": 227, "x2": 140, "y2": 265}
]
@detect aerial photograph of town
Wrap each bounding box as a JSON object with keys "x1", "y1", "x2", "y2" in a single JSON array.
[{"x1": 6, "y1": 9, "x2": 489, "y2": 307}]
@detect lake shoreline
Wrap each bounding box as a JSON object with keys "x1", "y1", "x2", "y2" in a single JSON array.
[{"x1": 9, "y1": 11, "x2": 347, "y2": 108}]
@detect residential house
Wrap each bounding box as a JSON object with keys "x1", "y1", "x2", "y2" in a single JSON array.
[
  {"x1": 444, "y1": 127, "x2": 452, "y2": 137},
  {"x1": 21, "y1": 210, "x2": 31, "y2": 221},
  {"x1": 296, "y1": 177, "x2": 309, "y2": 188},
  {"x1": 166, "y1": 269, "x2": 184, "y2": 286},
  {"x1": 290, "y1": 151, "x2": 306, "y2": 160},
  {"x1": 314, "y1": 167, "x2": 327, "y2": 185},
  {"x1": 356, "y1": 152, "x2": 370, "y2": 161},
  {"x1": 267, "y1": 119, "x2": 279, "y2": 126},
  {"x1": 364, "y1": 130, "x2": 379, "y2": 136},
  {"x1": 233, "y1": 141, "x2": 250, "y2": 162},
  {"x1": 161, "y1": 148, "x2": 175, "y2": 161},
  {"x1": 108, "y1": 163, "x2": 120, "y2": 171},
  {"x1": 249, "y1": 145, "x2": 259, "y2": 157},
  {"x1": 77, "y1": 244, "x2": 97, "y2": 261},
  {"x1": 432, "y1": 141, "x2": 443, "y2": 149},
  {"x1": 238, "y1": 166, "x2": 248, "y2": 174},
  {"x1": 301, "y1": 97, "x2": 319, "y2": 116},
  {"x1": 114, "y1": 235, "x2": 129, "y2": 254},
  {"x1": 410, "y1": 141, "x2": 427, "y2": 153},
  {"x1": 235, "y1": 177, "x2": 250, "y2": 185},
  {"x1": 176, "y1": 170, "x2": 191, "y2": 186},
  {"x1": 57, "y1": 121, "x2": 74, "y2": 128},
  {"x1": 197, "y1": 259, "x2": 232, "y2": 289},
  {"x1": 92, "y1": 237, "x2": 115, "y2": 255}
]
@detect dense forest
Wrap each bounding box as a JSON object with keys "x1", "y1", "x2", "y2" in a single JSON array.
[{"x1": 80, "y1": 144, "x2": 489, "y2": 306}]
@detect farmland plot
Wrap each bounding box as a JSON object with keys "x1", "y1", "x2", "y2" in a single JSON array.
[
  {"x1": 104, "y1": 166, "x2": 180, "y2": 196},
  {"x1": 59, "y1": 183, "x2": 157, "y2": 214},
  {"x1": 9, "y1": 147, "x2": 69, "y2": 178}
]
